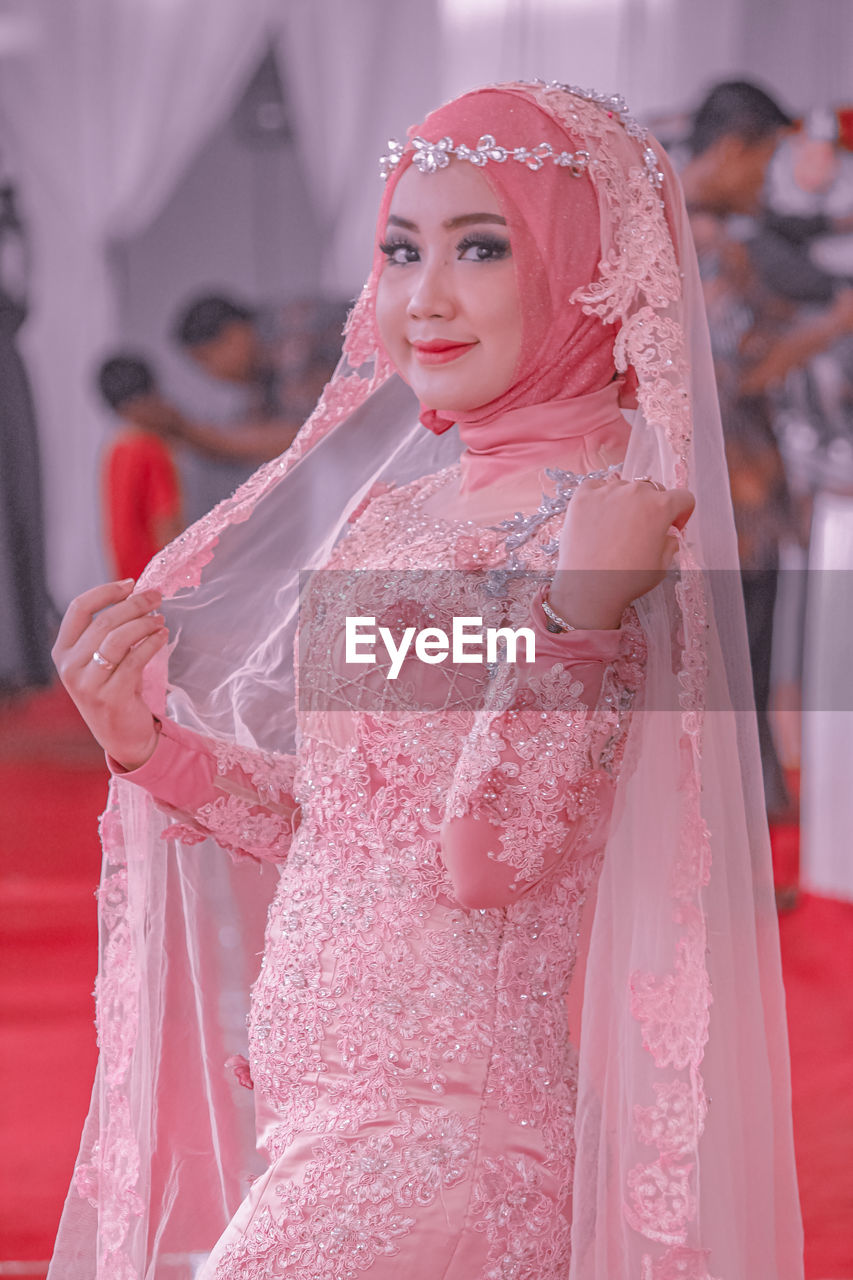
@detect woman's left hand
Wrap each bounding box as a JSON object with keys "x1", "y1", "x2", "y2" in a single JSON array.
[{"x1": 549, "y1": 474, "x2": 695, "y2": 630}]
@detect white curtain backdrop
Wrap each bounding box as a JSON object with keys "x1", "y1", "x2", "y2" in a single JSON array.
[
  {"x1": 439, "y1": 0, "x2": 746, "y2": 116},
  {"x1": 0, "y1": 0, "x2": 276, "y2": 601},
  {"x1": 276, "y1": 0, "x2": 441, "y2": 296},
  {"x1": 0, "y1": 0, "x2": 440, "y2": 604},
  {"x1": 439, "y1": 0, "x2": 853, "y2": 119}
]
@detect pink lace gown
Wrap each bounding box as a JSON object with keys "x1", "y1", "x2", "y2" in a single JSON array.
[{"x1": 119, "y1": 469, "x2": 644, "y2": 1279}]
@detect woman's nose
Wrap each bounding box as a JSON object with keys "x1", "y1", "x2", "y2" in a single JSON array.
[{"x1": 406, "y1": 259, "x2": 455, "y2": 320}]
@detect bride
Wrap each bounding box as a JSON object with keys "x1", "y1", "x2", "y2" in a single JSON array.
[{"x1": 50, "y1": 82, "x2": 802, "y2": 1279}]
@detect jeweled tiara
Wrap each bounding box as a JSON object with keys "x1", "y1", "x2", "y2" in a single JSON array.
[
  {"x1": 379, "y1": 81, "x2": 664, "y2": 196},
  {"x1": 379, "y1": 133, "x2": 591, "y2": 181}
]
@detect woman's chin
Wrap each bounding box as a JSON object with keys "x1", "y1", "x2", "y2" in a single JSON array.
[
  {"x1": 402, "y1": 370, "x2": 482, "y2": 415},
  {"x1": 393, "y1": 362, "x2": 507, "y2": 416},
  {"x1": 411, "y1": 385, "x2": 489, "y2": 416}
]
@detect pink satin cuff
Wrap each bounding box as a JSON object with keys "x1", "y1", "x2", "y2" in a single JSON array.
[{"x1": 107, "y1": 718, "x2": 220, "y2": 814}]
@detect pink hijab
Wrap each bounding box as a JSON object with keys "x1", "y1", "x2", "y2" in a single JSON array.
[{"x1": 370, "y1": 86, "x2": 627, "y2": 439}]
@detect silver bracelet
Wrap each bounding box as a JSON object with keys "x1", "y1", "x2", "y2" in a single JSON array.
[{"x1": 541, "y1": 590, "x2": 576, "y2": 634}]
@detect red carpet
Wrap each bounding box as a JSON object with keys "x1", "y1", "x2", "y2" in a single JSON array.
[
  {"x1": 781, "y1": 891, "x2": 853, "y2": 1277},
  {"x1": 1, "y1": 686, "x2": 851, "y2": 1276},
  {"x1": 0, "y1": 687, "x2": 104, "y2": 1271}
]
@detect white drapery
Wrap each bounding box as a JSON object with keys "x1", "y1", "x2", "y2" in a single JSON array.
[
  {"x1": 439, "y1": 0, "x2": 853, "y2": 121},
  {"x1": 276, "y1": 0, "x2": 441, "y2": 296},
  {"x1": 0, "y1": 0, "x2": 440, "y2": 603},
  {"x1": 0, "y1": 0, "x2": 275, "y2": 600},
  {"x1": 439, "y1": 0, "x2": 749, "y2": 116},
  {"x1": 802, "y1": 492, "x2": 853, "y2": 902}
]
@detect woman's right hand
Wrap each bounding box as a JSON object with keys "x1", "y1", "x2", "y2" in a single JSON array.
[
  {"x1": 51, "y1": 580, "x2": 169, "y2": 770},
  {"x1": 551, "y1": 474, "x2": 695, "y2": 630}
]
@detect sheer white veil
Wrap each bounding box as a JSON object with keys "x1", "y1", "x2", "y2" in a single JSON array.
[{"x1": 48, "y1": 82, "x2": 803, "y2": 1280}]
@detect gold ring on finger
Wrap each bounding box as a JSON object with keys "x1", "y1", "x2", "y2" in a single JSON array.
[
  {"x1": 632, "y1": 474, "x2": 666, "y2": 492},
  {"x1": 91, "y1": 649, "x2": 117, "y2": 672}
]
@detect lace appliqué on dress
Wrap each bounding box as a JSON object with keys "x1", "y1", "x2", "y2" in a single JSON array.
[
  {"x1": 73, "y1": 799, "x2": 145, "y2": 1280},
  {"x1": 446, "y1": 609, "x2": 645, "y2": 888},
  {"x1": 445, "y1": 662, "x2": 594, "y2": 886},
  {"x1": 471, "y1": 1153, "x2": 571, "y2": 1280},
  {"x1": 522, "y1": 85, "x2": 718, "y2": 1273},
  {"x1": 161, "y1": 741, "x2": 298, "y2": 866},
  {"x1": 214, "y1": 1107, "x2": 479, "y2": 1280}
]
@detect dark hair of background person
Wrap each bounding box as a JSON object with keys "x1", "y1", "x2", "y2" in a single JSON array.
[
  {"x1": 97, "y1": 355, "x2": 157, "y2": 412},
  {"x1": 688, "y1": 80, "x2": 794, "y2": 156},
  {"x1": 173, "y1": 294, "x2": 255, "y2": 348}
]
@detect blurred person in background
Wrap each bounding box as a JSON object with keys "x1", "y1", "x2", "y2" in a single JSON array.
[
  {"x1": 682, "y1": 84, "x2": 853, "y2": 822},
  {"x1": 681, "y1": 85, "x2": 853, "y2": 408},
  {"x1": 679, "y1": 79, "x2": 790, "y2": 216},
  {"x1": 98, "y1": 355, "x2": 183, "y2": 582},
  {"x1": 0, "y1": 174, "x2": 54, "y2": 694},
  {"x1": 681, "y1": 81, "x2": 801, "y2": 820},
  {"x1": 760, "y1": 106, "x2": 853, "y2": 903},
  {"x1": 758, "y1": 106, "x2": 853, "y2": 462},
  {"x1": 134, "y1": 293, "x2": 350, "y2": 467},
  {"x1": 171, "y1": 293, "x2": 300, "y2": 462},
  {"x1": 178, "y1": 294, "x2": 349, "y2": 426}
]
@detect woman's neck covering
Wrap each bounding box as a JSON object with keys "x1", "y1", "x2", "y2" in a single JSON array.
[
  {"x1": 370, "y1": 87, "x2": 623, "y2": 437},
  {"x1": 457, "y1": 380, "x2": 629, "y2": 493}
]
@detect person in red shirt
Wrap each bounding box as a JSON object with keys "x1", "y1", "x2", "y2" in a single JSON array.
[{"x1": 98, "y1": 355, "x2": 182, "y2": 581}]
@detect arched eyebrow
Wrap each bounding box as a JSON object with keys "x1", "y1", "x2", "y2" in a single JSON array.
[{"x1": 386, "y1": 212, "x2": 507, "y2": 231}]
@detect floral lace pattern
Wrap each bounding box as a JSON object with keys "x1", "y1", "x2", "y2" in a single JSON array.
[
  {"x1": 168, "y1": 470, "x2": 646, "y2": 1276},
  {"x1": 470, "y1": 1154, "x2": 571, "y2": 1280},
  {"x1": 73, "y1": 803, "x2": 144, "y2": 1280},
  {"x1": 521, "y1": 84, "x2": 720, "y2": 1274},
  {"x1": 533, "y1": 83, "x2": 692, "y2": 490},
  {"x1": 632, "y1": 1080, "x2": 707, "y2": 1159},
  {"x1": 157, "y1": 739, "x2": 298, "y2": 865},
  {"x1": 445, "y1": 661, "x2": 591, "y2": 884},
  {"x1": 215, "y1": 1107, "x2": 479, "y2": 1279},
  {"x1": 446, "y1": 611, "x2": 645, "y2": 887},
  {"x1": 640, "y1": 1247, "x2": 721, "y2": 1280}
]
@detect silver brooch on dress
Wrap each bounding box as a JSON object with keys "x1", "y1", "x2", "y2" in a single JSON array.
[
  {"x1": 379, "y1": 133, "x2": 591, "y2": 181},
  {"x1": 482, "y1": 462, "x2": 622, "y2": 598}
]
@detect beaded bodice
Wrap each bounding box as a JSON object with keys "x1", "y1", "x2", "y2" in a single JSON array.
[
  {"x1": 245, "y1": 468, "x2": 644, "y2": 1189},
  {"x1": 295, "y1": 461, "x2": 621, "y2": 737},
  {"x1": 123, "y1": 465, "x2": 644, "y2": 1280}
]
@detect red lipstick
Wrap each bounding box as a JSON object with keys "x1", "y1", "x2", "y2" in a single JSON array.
[{"x1": 411, "y1": 339, "x2": 476, "y2": 366}]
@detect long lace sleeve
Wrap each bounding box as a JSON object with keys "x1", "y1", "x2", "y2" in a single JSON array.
[
  {"x1": 110, "y1": 718, "x2": 299, "y2": 866},
  {"x1": 442, "y1": 592, "x2": 645, "y2": 908}
]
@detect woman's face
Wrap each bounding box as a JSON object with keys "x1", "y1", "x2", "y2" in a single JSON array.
[{"x1": 375, "y1": 162, "x2": 523, "y2": 415}]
